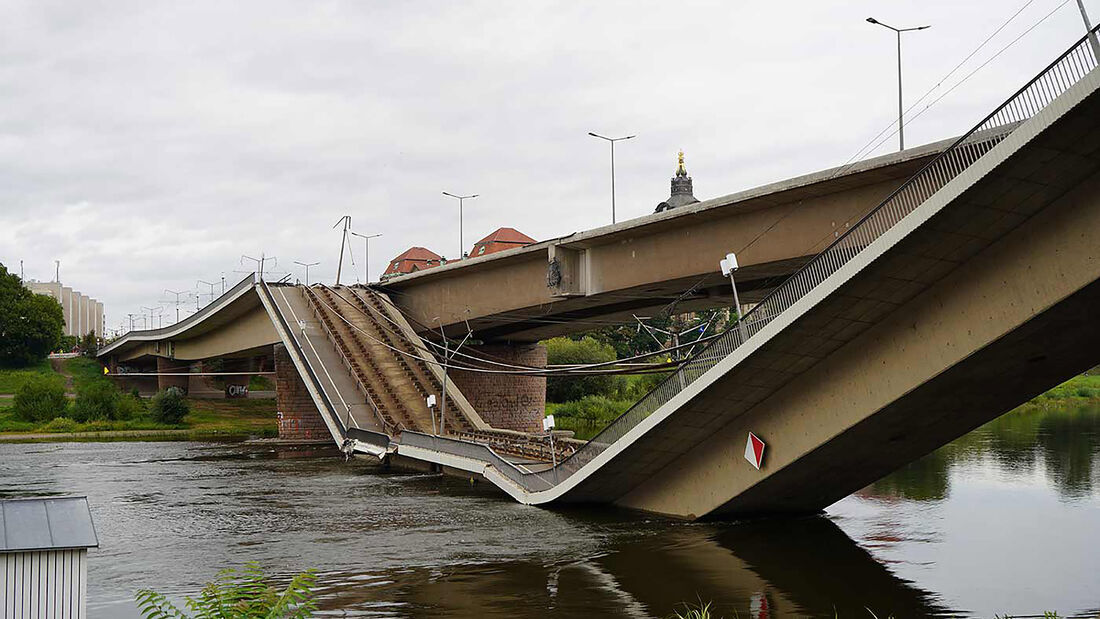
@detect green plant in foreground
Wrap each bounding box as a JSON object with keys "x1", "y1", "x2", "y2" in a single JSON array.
[
  {"x1": 135, "y1": 562, "x2": 317, "y2": 618},
  {"x1": 670, "y1": 601, "x2": 716, "y2": 619}
]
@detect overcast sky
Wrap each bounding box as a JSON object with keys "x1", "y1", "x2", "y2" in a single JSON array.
[{"x1": 1, "y1": 0, "x2": 1096, "y2": 333}]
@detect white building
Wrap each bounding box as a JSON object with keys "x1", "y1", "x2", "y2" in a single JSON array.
[
  {"x1": 23, "y1": 281, "x2": 104, "y2": 339},
  {"x1": 0, "y1": 496, "x2": 99, "y2": 619}
]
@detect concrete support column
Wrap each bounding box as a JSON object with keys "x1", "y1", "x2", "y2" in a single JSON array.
[
  {"x1": 274, "y1": 343, "x2": 327, "y2": 441},
  {"x1": 221, "y1": 358, "x2": 251, "y2": 399},
  {"x1": 156, "y1": 357, "x2": 189, "y2": 393},
  {"x1": 449, "y1": 343, "x2": 547, "y2": 433}
]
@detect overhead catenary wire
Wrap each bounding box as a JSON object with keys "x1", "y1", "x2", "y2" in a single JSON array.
[
  {"x1": 310, "y1": 285, "x2": 718, "y2": 376},
  {"x1": 358, "y1": 283, "x2": 716, "y2": 370},
  {"x1": 323, "y1": 284, "x2": 712, "y2": 374}
]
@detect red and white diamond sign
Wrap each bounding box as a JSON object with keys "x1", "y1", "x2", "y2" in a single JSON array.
[{"x1": 744, "y1": 432, "x2": 765, "y2": 470}]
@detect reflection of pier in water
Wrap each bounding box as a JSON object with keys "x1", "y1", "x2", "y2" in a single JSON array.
[{"x1": 309, "y1": 516, "x2": 946, "y2": 617}]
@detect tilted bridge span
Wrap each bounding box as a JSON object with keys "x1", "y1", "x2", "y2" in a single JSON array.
[{"x1": 101, "y1": 29, "x2": 1100, "y2": 519}]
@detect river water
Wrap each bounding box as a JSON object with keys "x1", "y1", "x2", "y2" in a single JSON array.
[{"x1": 1, "y1": 404, "x2": 1098, "y2": 618}]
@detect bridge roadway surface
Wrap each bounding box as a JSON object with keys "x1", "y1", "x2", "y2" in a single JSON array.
[{"x1": 101, "y1": 29, "x2": 1100, "y2": 519}]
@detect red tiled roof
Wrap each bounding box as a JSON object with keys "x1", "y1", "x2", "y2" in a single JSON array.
[
  {"x1": 473, "y1": 227, "x2": 536, "y2": 246},
  {"x1": 470, "y1": 227, "x2": 536, "y2": 258},
  {"x1": 382, "y1": 246, "x2": 445, "y2": 278},
  {"x1": 392, "y1": 246, "x2": 442, "y2": 262}
]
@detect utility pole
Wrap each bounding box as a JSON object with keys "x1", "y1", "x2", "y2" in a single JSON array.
[
  {"x1": 126, "y1": 313, "x2": 137, "y2": 333},
  {"x1": 19, "y1": 260, "x2": 23, "y2": 282},
  {"x1": 333, "y1": 215, "x2": 352, "y2": 284},
  {"x1": 588, "y1": 132, "x2": 635, "y2": 224},
  {"x1": 198, "y1": 280, "x2": 217, "y2": 306},
  {"x1": 54, "y1": 260, "x2": 60, "y2": 283},
  {"x1": 350, "y1": 232, "x2": 382, "y2": 282},
  {"x1": 433, "y1": 315, "x2": 473, "y2": 436},
  {"x1": 241, "y1": 253, "x2": 276, "y2": 280},
  {"x1": 866, "y1": 18, "x2": 930, "y2": 151},
  {"x1": 220, "y1": 273, "x2": 226, "y2": 294},
  {"x1": 442, "y1": 193, "x2": 477, "y2": 259},
  {"x1": 293, "y1": 261, "x2": 319, "y2": 285},
  {"x1": 164, "y1": 289, "x2": 187, "y2": 324},
  {"x1": 1076, "y1": 0, "x2": 1100, "y2": 58}
]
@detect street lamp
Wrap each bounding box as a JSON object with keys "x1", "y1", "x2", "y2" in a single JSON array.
[
  {"x1": 588, "y1": 132, "x2": 635, "y2": 224},
  {"x1": 866, "y1": 17, "x2": 930, "y2": 151},
  {"x1": 720, "y1": 252, "x2": 748, "y2": 342},
  {"x1": 293, "y1": 261, "x2": 319, "y2": 285},
  {"x1": 442, "y1": 192, "x2": 478, "y2": 259},
  {"x1": 350, "y1": 232, "x2": 382, "y2": 282}
]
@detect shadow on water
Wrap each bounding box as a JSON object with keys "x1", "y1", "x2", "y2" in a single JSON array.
[{"x1": 307, "y1": 515, "x2": 947, "y2": 618}]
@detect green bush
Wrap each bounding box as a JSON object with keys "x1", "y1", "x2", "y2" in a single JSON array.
[
  {"x1": 71, "y1": 380, "x2": 126, "y2": 422},
  {"x1": 40, "y1": 417, "x2": 80, "y2": 433},
  {"x1": 545, "y1": 336, "x2": 625, "y2": 402},
  {"x1": 615, "y1": 372, "x2": 670, "y2": 401},
  {"x1": 151, "y1": 388, "x2": 189, "y2": 424},
  {"x1": 119, "y1": 392, "x2": 147, "y2": 418},
  {"x1": 12, "y1": 376, "x2": 68, "y2": 423},
  {"x1": 135, "y1": 562, "x2": 317, "y2": 619}
]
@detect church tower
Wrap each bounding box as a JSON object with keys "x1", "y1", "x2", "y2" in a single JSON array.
[{"x1": 655, "y1": 151, "x2": 699, "y2": 213}]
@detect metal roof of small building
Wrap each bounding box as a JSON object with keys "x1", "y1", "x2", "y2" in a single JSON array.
[{"x1": 0, "y1": 496, "x2": 99, "y2": 552}]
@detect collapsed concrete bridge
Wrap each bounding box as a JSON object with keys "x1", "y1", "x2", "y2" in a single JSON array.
[{"x1": 100, "y1": 28, "x2": 1100, "y2": 519}]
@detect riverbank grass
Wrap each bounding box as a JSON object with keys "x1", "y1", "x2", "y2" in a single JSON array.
[
  {"x1": 0, "y1": 358, "x2": 64, "y2": 394},
  {"x1": 0, "y1": 357, "x2": 278, "y2": 439},
  {"x1": 0, "y1": 397, "x2": 277, "y2": 438}
]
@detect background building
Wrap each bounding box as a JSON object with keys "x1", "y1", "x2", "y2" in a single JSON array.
[
  {"x1": 24, "y1": 280, "x2": 105, "y2": 338},
  {"x1": 469, "y1": 227, "x2": 536, "y2": 258}
]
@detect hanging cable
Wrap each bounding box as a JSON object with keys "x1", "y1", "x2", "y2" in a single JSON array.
[{"x1": 308, "y1": 285, "x2": 717, "y2": 376}]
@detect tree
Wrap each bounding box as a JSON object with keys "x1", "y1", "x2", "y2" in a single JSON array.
[
  {"x1": 545, "y1": 336, "x2": 624, "y2": 402},
  {"x1": 80, "y1": 330, "x2": 98, "y2": 357},
  {"x1": 0, "y1": 263, "x2": 64, "y2": 367}
]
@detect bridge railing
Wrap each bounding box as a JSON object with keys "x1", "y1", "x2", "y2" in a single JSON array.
[
  {"x1": 406, "y1": 28, "x2": 1098, "y2": 493},
  {"x1": 531, "y1": 26, "x2": 1100, "y2": 488}
]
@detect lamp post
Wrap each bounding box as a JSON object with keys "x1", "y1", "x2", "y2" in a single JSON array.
[
  {"x1": 720, "y1": 252, "x2": 748, "y2": 342},
  {"x1": 350, "y1": 232, "x2": 382, "y2": 282},
  {"x1": 293, "y1": 261, "x2": 319, "y2": 285},
  {"x1": 442, "y1": 192, "x2": 477, "y2": 259},
  {"x1": 588, "y1": 132, "x2": 635, "y2": 224},
  {"x1": 866, "y1": 17, "x2": 930, "y2": 151}
]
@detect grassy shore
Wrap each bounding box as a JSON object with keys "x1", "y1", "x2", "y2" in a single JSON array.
[
  {"x1": 0, "y1": 358, "x2": 278, "y2": 441},
  {"x1": 0, "y1": 397, "x2": 278, "y2": 440}
]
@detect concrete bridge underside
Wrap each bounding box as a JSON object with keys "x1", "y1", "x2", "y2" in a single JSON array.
[{"x1": 381, "y1": 141, "x2": 954, "y2": 343}]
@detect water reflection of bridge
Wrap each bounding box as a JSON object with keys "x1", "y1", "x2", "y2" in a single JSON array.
[{"x1": 309, "y1": 516, "x2": 946, "y2": 618}]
